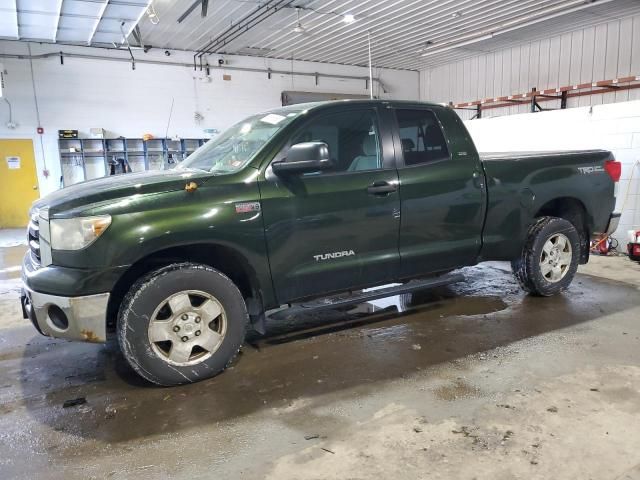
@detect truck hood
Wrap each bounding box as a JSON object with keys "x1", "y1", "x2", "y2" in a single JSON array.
[{"x1": 34, "y1": 169, "x2": 210, "y2": 215}]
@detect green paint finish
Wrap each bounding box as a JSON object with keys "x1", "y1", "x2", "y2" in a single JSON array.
[{"x1": 24, "y1": 100, "x2": 618, "y2": 312}]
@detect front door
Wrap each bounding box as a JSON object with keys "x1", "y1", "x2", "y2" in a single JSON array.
[
  {"x1": 260, "y1": 106, "x2": 400, "y2": 303},
  {"x1": 0, "y1": 139, "x2": 40, "y2": 228}
]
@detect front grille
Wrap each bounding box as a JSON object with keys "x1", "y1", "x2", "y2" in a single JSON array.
[{"x1": 28, "y1": 210, "x2": 41, "y2": 266}]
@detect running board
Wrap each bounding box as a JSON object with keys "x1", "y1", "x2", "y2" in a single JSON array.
[{"x1": 271, "y1": 273, "x2": 465, "y2": 318}]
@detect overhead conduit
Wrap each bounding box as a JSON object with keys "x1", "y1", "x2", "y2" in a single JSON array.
[{"x1": 0, "y1": 50, "x2": 387, "y2": 91}]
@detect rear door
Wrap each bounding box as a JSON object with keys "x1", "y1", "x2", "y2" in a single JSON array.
[
  {"x1": 259, "y1": 105, "x2": 400, "y2": 303},
  {"x1": 391, "y1": 106, "x2": 486, "y2": 277}
]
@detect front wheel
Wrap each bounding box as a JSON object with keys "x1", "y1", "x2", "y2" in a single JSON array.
[
  {"x1": 117, "y1": 263, "x2": 248, "y2": 386},
  {"x1": 511, "y1": 216, "x2": 580, "y2": 296}
]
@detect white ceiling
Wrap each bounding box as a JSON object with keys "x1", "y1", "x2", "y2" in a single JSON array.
[
  {"x1": 1, "y1": 0, "x2": 639, "y2": 70},
  {"x1": 0, "y1": 0, "x2": 150, "y2": 45}
]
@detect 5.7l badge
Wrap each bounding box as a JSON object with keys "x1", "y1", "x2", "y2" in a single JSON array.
[{"x1": 235, "y1": 202, "x2": 261, "y2": 214}]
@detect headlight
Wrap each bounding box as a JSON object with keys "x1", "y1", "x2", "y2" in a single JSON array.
[{"x1": 50, "y1": 215, "x2": 112, "y2": 251}]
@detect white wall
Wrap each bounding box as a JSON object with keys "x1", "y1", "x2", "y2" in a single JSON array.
[
  {"x1": 0, "y1": 41, "x2": 419, "y2": 196},
  {"x1": 421, "y1": 13, "x2": 640, "y2": 120},
  {"x1": 464, "y1": 100, "x2": 640, "y2": 246}
]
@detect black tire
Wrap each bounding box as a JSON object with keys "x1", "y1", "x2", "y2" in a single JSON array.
[
  {"x1": 511, "y1": 216, "x2": 580, "y2": 296},
  {"x1": 117, "y1": 263, "x2": 248, "y2": 386}
]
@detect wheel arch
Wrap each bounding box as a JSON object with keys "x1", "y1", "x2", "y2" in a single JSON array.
[
  {"x1": 106, "y1": 242, "x2": 265, "y2": 331},
  {"x1": 534, "y1": 196, "x2": 591, "y2": 263}
]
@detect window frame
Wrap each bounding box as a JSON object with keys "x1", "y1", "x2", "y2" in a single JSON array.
[
  {"x1": 268, "y1": 105, "x2": 396, "y2": 178},
  {"x1": 390, "y1": 106, "x2": 453, "y2": 169}
]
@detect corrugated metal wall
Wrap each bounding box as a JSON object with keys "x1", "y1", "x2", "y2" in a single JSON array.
[{"x1": 420, "y1": 13, "x2": 640, "y2": 120}]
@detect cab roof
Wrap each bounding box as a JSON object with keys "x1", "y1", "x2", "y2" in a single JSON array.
[{"x1": 266, "y1": 99, "x2": 446, "y2": 115}]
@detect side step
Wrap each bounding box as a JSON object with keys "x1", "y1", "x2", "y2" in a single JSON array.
[{"x1": 271, "y1": 273, "x2": 465, "y2": 318}]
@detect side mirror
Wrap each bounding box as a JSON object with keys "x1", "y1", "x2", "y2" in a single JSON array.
[{"x1": 272, "y1": 141, "x2": 333, "y2": 174}]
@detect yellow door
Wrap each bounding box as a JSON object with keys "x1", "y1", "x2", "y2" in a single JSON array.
[{"x1": 0, "y1": 139, "x2": 40, "y2": 228}]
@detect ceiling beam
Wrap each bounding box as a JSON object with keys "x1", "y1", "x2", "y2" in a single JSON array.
[
  {"x1": 177, "y1": 0, "x2": 203, "y2": 24},
  {"x1": 72, "y1": 0, "x2": 146, "y2": 6},
  {"x1": 87, "y1": 0, "x2": 109, "y2": 45},
  {"x1": 8, "y1": 0, "x2": 19, "y2": 40},
  {"x1": 14, "y1": 9, "x2": 138, "y2": 22},
  {"x1": 125, "y1": 0, "x2": 153, "y2": 41},
  {"x1": 53, "y1": 0, "x2": 64, "y2": 42}
]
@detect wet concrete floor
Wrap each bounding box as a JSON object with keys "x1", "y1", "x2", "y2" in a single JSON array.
[{"x1": 0, "y1": 245, "x2": 639, "y2": 479}]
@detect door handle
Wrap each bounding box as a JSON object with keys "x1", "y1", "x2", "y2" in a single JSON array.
[{"x1": 367, "y1": 181, "x2": 397, "y2": 195}]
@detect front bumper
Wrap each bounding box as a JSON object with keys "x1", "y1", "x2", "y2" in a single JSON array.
[{"x1": 21, "y1": 284, "x2": 109, "y2": 343}]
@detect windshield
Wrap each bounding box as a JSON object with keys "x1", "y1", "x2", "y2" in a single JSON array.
[{"x1": 178, "y1": 110, "x2": 302, "y2": 174}]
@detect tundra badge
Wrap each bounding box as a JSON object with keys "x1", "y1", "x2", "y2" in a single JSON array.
[{"x1": 314, "y1": 250, "x2": 356, "y2": 261}]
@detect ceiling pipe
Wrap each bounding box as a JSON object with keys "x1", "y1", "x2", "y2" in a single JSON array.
[
  {"x1": 367, "y1": 31, "x2": 373, "y2": 99},
  {"x1": 0, "y1": 50, "x2": 387, "y2": 90},
  {"x1": 195, "y1": 0, "x2": 294, "y2": 60}
]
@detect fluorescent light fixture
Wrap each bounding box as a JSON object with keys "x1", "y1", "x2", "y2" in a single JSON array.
[
  {"x1": 421, "y1": 0, "x2": 617, "y2": 58},
  {"x1": 343, "y1": 13, "x2": 356, "y2": 24},
  {"x1": 421, "y1": 34, "x2": 493, "y2": 57}
]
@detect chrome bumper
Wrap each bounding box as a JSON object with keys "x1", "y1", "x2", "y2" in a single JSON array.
[{"x1": 21, "y1": 285, "x2": 109, "y2": 343}]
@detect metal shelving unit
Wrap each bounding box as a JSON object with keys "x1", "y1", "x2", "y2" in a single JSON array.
[{"x1": 58, "y1": 137, "x2": 207, "y2": 187}]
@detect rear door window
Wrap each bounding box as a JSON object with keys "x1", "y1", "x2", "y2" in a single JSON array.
[{"x1": 395, "y1": 109, "x2": 450, "y2": 166}]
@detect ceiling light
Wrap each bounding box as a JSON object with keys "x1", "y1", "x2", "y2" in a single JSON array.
[
  {"x1": 343, "y1": 13, "x2": 356, "y2": 24},
  {"x1": 292, "y1": 8, "x2": 309, "y2": 35},
  {"x1": 147, "y1": 3, "x2": 160, "y2": 25}
]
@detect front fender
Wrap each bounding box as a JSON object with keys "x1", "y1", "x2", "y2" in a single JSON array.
[{"x1": 49, "y1": 174, "x2": 275, "y2": 305}]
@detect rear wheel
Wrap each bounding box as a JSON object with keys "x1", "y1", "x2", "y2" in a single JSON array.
[
  {"x1": 511, "y1": 216, "x2": 580, "y2": 296},
  {"x1": 117, "y1": 263, "x2": 248, "y2": 386}
]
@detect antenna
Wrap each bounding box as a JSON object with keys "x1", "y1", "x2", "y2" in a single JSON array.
[{"x1": 367, "y1": 31, "x2": 373, "y2": 99}]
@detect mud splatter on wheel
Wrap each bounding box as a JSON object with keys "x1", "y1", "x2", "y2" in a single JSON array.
[
  {"x1": 511, "y1": 217, "x2": 580, "y2": 297},
  {"x1": 117, "y1": 263, "x2": 248, "y2": 386}
]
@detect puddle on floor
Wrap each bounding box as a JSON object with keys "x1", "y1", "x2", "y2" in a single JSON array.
[{"x1": 0, "y1": 246, "x2": 26, "y2": 281}]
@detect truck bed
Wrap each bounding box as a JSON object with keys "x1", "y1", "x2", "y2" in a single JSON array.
[
  {"x1": 478, "y1": 148, "x2": 616, "y2": 261},
  {"x1": 479, "y1": 149, "x2": 611, "y2": 162}
]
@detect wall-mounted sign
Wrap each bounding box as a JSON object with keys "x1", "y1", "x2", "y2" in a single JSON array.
[{"x1": 6, "y1": 156, "x2": 20, "y2": 169}]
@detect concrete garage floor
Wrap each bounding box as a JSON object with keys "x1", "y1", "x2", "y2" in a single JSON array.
[{"x1": 0, "y1": 239, "x2": 639, "y2": 479}]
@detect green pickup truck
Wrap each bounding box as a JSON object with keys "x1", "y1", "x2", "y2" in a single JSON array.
[{"x1": 21, "y1": 100, "x2": 621, "y2": 385}]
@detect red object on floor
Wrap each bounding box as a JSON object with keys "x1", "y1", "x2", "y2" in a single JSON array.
[{"x1": 598, "y1": 237, "x2": 609, "y2": 255}]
